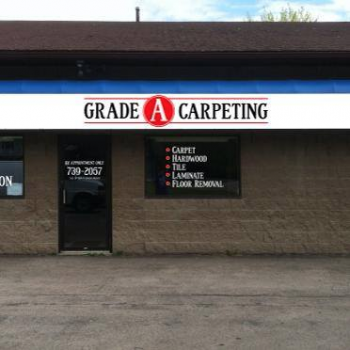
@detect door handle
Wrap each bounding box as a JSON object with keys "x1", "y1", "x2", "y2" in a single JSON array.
[{"x1": 63, "y1": 189, "x2": 66, "y2": 205}]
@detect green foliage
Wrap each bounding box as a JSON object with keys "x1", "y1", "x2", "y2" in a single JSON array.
[
  {"x1": 113, "y1": 251, "x2": 124, "y2": 257},
  {"x1": 246, "y1": 13, "x2": 254, "y2": 22},
  {"x1": 249, "y1": 4, "x2": 317, "y2": 22},
  {"x1": 83, "y1": 252, "x2": 110, "y2": 256}
]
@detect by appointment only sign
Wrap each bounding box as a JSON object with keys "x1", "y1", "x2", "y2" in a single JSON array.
[{"x1": 0, "y1": 94, "x2": 350, "y2": 129}]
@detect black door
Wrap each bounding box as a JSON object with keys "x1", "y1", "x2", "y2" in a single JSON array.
[{"x1": 59, "y1": 135, "x2": 111, "y2": 251}]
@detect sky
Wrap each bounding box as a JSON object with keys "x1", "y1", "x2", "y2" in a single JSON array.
[{"x1": 0, "y1": 0, "x2": 349, "y2": 22}]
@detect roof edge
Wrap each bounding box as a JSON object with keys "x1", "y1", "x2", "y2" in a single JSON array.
[{"x1": 1, "y1": 50, "x2": 350, "y2": 61}]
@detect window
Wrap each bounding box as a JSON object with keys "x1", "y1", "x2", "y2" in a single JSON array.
[
  {"x1": 0, "y1": 136, "x2": 24, "y2": 198},
  {"x1": 145, "y1": 136, "x2": 240, "y2": 198}
]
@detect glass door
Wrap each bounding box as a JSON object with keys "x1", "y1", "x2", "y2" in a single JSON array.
[{"x1": 59, "y1": 135, "x2": 111, "y2": 251}]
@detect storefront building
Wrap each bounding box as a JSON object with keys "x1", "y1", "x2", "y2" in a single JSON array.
[{"x1": 1, "y1": 22, "x2": 350, "y2": 254}]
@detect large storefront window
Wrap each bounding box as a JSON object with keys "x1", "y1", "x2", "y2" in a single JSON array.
[
  {"x1": 145, "y1": 136, "x2": 240, "y2": 198},
  {"x1": 0, "y1": 136, "x2": 24, "y2": 198}
]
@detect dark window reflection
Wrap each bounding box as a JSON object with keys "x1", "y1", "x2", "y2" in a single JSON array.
[
  {"x1": 146, "y1": 137, "x2": 240, "y2": 198},
  {"x1": 61, "y1": 135, "x2": 110, "y2": 250},
  {"x1": 0, "y1": 137, "x2": 24, "y2": 197}
]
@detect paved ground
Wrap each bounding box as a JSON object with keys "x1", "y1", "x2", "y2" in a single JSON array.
[{"x1": 0, "y1": 256, "x2": 350, "y2": 350}]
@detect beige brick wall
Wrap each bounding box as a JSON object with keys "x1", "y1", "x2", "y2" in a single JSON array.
[
  {"x1": 0, "y1": 133, "x2": 58, "y2": 254},
  {"x1": 113, "y1": 132, "x2": 350, "y2": 255},
  {"x1": 2, "y1": 131, "x2": 350, "y2": 255}
]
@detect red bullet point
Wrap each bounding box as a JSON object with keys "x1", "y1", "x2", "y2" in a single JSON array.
[
  {"x1": 166, "y1": 164, "x2": 171, "y2": 169},
  {"x1": 166, "y1": 172, "x2": 171, "y2": 177},
  {"x1": 166, "y1": 181, "x2": 171, "y2": 186},
  {"x1": 166, "y1": 147, "x2": 171, "y2": 152},
  {"x1": 165, "y1": 156, "x2": 171, "y2": 161}
]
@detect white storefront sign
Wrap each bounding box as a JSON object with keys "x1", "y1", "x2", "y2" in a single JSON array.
[{"x1": 0, "y1": 94, "x2": 349, "y2": 129}]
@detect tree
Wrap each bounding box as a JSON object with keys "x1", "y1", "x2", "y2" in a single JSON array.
[{"x1": 250, "y1": 4, "x2": 317, "y2": 22}]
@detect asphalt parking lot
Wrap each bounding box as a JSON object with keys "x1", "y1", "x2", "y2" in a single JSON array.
[{"x1": 0, "y1": 256, "x2": 350, "y2": 350}]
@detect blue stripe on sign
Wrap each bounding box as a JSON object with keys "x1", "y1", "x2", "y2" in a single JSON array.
[{"x1": 0, "y1": 80, "x2": 350, "y2": 93}]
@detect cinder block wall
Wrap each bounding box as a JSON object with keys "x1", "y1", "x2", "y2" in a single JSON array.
[
  {"x1": 2, "y1": 131, "x2": 349, "y2": 255},
  {"x1": 0, "y1": 133, "x2": 58, "y2": 254},
  {"x1": 113, "y1": 132, "x2": 350, "y2": 255}
]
